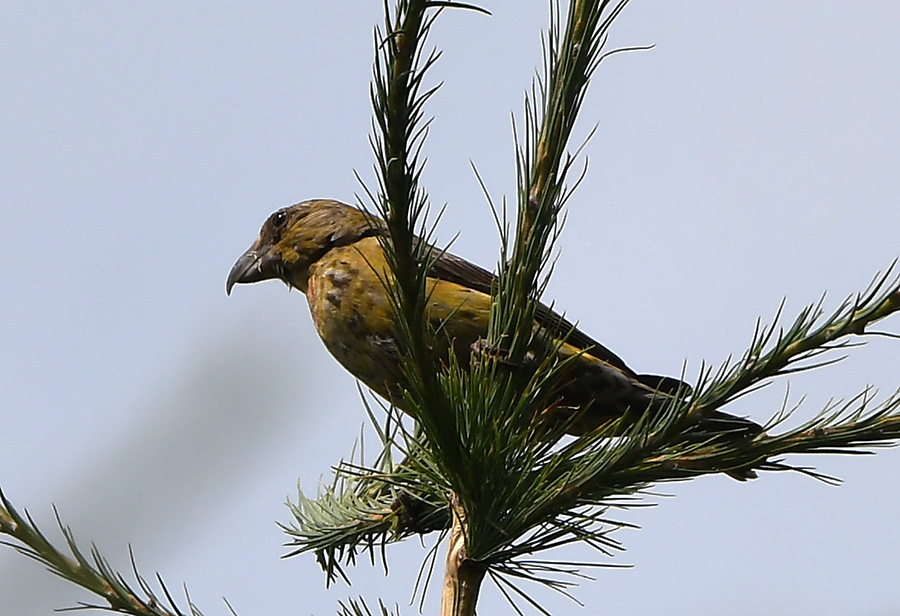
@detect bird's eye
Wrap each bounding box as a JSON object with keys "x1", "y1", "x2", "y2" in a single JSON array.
[{"x1": 272, "y1": 210, "x2": 288, "y2": 228}]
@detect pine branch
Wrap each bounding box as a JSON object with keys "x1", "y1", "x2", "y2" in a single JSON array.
[
  {"x1": 456, "y1": 0, "x2": 636, "y2": 569},
  {"x1": 283, "y1": 403, "x2": 449, "y2": 586},
  {"x1": 440, "y1": 494, "x2": 485, "y2": 616},
  {"x1": 284, "y1": 0, "x2": 900, "y2": 610},
  {"x1": 494, "y1": 0, "x2": 631, "y2": 364},
  {"x1": 8, "y1": 2, "x2": 897, "y2": 615},
  {"x1": 285, "y1": 267, "x2": 900, "y2": 588},
  {"x1": 0, "y1": 488, "x2": 207, "y2": 616},
  {"x1": 364, "y1": 0, "x2": 483, "y2": 493}
]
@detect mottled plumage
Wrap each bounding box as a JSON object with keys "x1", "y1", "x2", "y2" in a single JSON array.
[{"x1": 227, "y1": 199, "x2": 759, "y2": 478}]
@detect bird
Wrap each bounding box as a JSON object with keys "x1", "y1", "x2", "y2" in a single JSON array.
[{"x1": 227, "y1": 199, "x2": 760, "y2": 479}]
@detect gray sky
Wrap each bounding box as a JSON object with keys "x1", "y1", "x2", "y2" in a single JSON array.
[{"x1": 2, "y1": 2, "x2": 899, "y2": 615}]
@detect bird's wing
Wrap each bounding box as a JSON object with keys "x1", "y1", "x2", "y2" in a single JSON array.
[
  {"x1": 427, "y1": 249, "x2": 638, "y2": 376},
  {"x1": 426, "y1": 249, "x2": 494, "y2": 294}
]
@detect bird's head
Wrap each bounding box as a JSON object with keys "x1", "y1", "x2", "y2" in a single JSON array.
[{"x1": 226, "y1": 199, "x2": 378, "y2": 294}]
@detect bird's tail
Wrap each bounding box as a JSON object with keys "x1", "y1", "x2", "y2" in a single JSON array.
[
  {"x1": 684, "y1": 411, "x2": 763, "y2": 480},
  {"x1": 638, "y1": 374, "x2": 762, "y2": 480},
  {"x1": 636, "y1": 373, "x2": 691, "y2": 396}
]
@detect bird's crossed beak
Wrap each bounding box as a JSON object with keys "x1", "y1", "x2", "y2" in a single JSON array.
[{"x1": 226, "y1": 243, "x2": 277, "y2": 295}]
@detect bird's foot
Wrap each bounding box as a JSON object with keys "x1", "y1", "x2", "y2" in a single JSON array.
[{"x1": 470, "y1": 338, "x2": 535, "y2": 368}]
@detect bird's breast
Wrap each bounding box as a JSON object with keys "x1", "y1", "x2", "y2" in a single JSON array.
[
  {"x1": 303, "y1": 239, "x2": 494, "y2": 403},
  {"x1": 306, "y1": 244, "x2": 403, "y2": 399}
]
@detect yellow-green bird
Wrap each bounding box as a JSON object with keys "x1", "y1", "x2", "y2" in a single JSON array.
[{"x1": 227, "y1": 199, "x2": 759, "y2": 478}]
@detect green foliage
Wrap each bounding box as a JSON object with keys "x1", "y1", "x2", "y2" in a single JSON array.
[
  {"x1": 284, "y1": 266, "x2": 900, "y2": 579},
  {"x1": 286, "y1": 0, "x2": 900, "y2": 612},
  {"x1": 337, "y1": 596, "x2": 402, "y2": 616},
  {"x1": 0, "y1": 489, "x2": 208, "y2": 616},
  {"x1": 1, "y1": 2, "x2": 899, "y2": 615}
]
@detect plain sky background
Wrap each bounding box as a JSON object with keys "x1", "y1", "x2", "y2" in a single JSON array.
[{"x1": 2, "y1": 2, "x2": 900, "y2": 615}]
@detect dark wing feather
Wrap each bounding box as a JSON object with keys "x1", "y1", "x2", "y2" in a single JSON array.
[
  {"x1": 428, "y1": 249, "x2": 637, "y2": 376},
  {"x1": 426, "y1": 248, "x2": 495, "y2": 295}
]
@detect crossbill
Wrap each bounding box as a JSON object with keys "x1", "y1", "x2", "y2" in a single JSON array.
[{"x1": 227, "y1": 199, "x2": 760, "y2": 479}]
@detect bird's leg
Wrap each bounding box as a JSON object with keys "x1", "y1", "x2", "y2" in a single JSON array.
[{"x1": 469, "y1": 338, "x2": 536, "y2": 369}]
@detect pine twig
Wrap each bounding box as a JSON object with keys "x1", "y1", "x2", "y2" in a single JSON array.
[
  {"x1": 283, "y1": 267, "x2": 900, "y2": 587},
  {"x1": 439, "y1": 494, "x2": 485, "y2": 616},
  {"x1": 0, "y1": 488, "x2": 202, "y2": 616}
]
